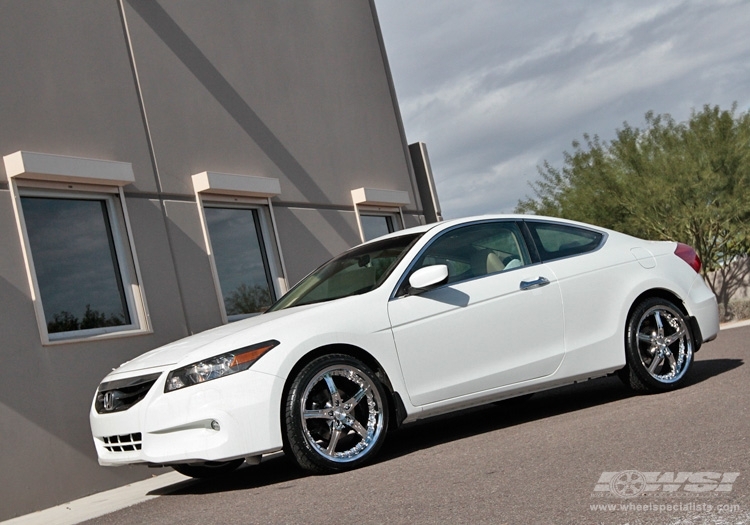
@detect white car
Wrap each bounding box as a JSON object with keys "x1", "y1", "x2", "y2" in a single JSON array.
[{"x1": 90, "y1": 215, "x2": 719, "y2": 478}]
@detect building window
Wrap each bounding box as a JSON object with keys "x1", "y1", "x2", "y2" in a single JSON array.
[
  {"x1": 360, "y1": 214, "x2": 397, "y2": 241},
  {"x1": 191, "y1": 171, "x2": 286, "y2": 322},
  {"x1": 4, "y1": 151, "x2": 148, "y2": 344},
  {"x1": 21, "y1": 194, "x2": 135, "y2": 335},
  {"x1": 351, "y1": 187, "x2": 410, "y2": 243},
  {"x1": 203, "y1": 206, "x2": 277, "y2": 318}
]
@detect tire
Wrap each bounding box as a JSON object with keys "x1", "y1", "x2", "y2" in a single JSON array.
[
  {"x1": 284, "y1": 354, "x2": 389, "y2": 473},
  {"x1": 619, "y1": 297, "x2": 695, "y2": 393},
  {"x1": 171, "y1": 458, "x2": 244, "y2": 478}
]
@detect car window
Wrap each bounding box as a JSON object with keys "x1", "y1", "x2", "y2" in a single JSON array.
[
  {"x1": 268, "y1": 233, "x2": 422, "y2": 310},
  {"x1": 525, "y1": 221, "x2": 604, "y2": 261},
  {"x1": 408, "y1": 221, "x2": 530, "y2": 287}
]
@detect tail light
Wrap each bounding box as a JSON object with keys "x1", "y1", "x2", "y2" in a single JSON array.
[{"x1": 674, "y1": 243, "x2": 701, "y2": 273}]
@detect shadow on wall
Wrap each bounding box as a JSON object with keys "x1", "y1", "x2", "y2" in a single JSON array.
[
  {"x1": 125, "y1": 0, "x2": 359, "y2": 243},
  {"x1": 275, "y1": 207, "x2": 362, "y2": 285},
  {"x1": 0, "y1": 196, "x2": 242, "y2": 517},
  {"x1": 0, "y1": 273, "x2": 160, "y2": 520}
]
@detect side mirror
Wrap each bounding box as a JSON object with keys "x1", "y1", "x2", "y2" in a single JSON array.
[{"x1": 408, "y1": 264, "x2": 449, "y2": 293}]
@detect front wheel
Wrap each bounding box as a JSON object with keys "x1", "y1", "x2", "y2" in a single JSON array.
[
  {"x1": 284, "y1": 354, "x2": 389, "y2": 473},
  {"x1": 619, "y1": 298, "x2": 694, "y2": 393}
]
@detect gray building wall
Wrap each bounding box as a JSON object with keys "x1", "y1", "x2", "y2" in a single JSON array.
[{"x1": 0, "y1": 1, "x2": 426, "y2": 519}]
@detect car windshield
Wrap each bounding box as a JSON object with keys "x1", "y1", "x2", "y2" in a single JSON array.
[{"x1": 268, "y1": 233, "x2": 422, "y2": 311}]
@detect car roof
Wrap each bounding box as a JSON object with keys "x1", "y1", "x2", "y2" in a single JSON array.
[{"x1": 375, "y1": 214, "x2": 606, "y2": 242}]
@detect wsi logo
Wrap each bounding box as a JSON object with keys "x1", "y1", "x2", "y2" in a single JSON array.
[{"x1": 594, "y1": 471, "x2": 740, "y2": 498}]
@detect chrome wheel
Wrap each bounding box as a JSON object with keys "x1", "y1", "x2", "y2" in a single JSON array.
[
  {"x1": 301, "y1": 365, "x2": 385, "y2": 462},
  {"x1": 620, "y1": 297, "x2": 695, "y2": 392},
  {"x1": 285, "y1": 354, "x2": 389, "y2": 472},
  {"x1": 635, "y1": 304, "x2": 692, "y2": 383}
]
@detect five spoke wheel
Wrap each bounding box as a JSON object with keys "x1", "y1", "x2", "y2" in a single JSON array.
[
  {"x1": 620, "y1": 298, "x2": 694, "y2": 392},
  {"x1": 285, "y1": 354, "x2": 389, "y2": 472}
]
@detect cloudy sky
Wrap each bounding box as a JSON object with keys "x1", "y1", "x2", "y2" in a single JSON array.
[{"x1": 374, "y1": 0, "x2": 750, "y2": 219}]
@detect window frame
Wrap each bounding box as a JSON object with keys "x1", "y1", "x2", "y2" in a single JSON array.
[
  {"x1": 8, "y1": 179, "x2": 151, "y2": 345},
  {"x1": 523, "y1": 219, "x2": 607, "y2": 262},
  {"x1": 350, "y1": 187, "x2": 410, "y2": 243},
  {"x1": 393, "y1": 219, "x2": 533, "y2": 297},
  {"x1": 199, "y1": 198, "x2": 284, "y2": 322},
  {"x1": 191, "y1": 171, "x2": 287, "y2": 324},
  {"x1": 358, "y1": 211, "x2": 400, "y2": 241}
]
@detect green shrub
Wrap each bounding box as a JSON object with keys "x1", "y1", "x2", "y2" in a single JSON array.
[{"x1": 719, "y1": 299, "x2": 750, "y2": 322}]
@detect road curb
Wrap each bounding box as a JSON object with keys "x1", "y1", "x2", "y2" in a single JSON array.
[{"x1": 721, "y1": 319, "x2": 750, "y2": 330}]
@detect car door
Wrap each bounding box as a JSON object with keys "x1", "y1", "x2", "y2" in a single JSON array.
[{"x1": 387, "y1": 220, "x2": 565, "y2": 406}]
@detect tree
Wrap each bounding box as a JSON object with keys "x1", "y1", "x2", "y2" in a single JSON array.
[
  {"x1": 225, "y1": 283, "x2": 272, "y2": 315},
  {"x1": 47, "y1": 305, "x2": 125, "y2": 333},
  {"x1": 80, "y1": 304, "x2": 125, "y2": 330},
  {"x1": 517, "y1": 104, "x2": 750, "y2": 319},
  {"x1": 47, "y1": 310, "x2": 79, "y2": 333}
]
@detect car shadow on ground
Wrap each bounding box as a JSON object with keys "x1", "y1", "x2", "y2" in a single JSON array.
[
  {"x1": 378, "y1": 357, "x2": 742, "y2": 462},
  {"x1": 685, "y1": 356, "x2": 743, "y2": 387},
  {"x1": 149, "y1": 454, "x2": 310, "y2": 496},
  {"x1": 150, "y1": 357, "x2": 741, "y2": 497}
]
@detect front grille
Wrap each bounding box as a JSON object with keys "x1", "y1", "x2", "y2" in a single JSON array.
[
  {"x1": 95, "y1": 373, "x2": 161, "y2": 414},
  {"x1": 102, "y1": 433, "x2": 142, "y2": 452}
]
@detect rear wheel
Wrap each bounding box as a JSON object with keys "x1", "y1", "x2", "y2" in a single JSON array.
[
  {"x1": 619, "y1": 297, "x2": 694, "y2": 393},
  {"x1": 284, "y1": 354, "x2": 389, "y2": 473},
  {"x1": 171, "y1": 458, "x2": 244, "y2": 478}
]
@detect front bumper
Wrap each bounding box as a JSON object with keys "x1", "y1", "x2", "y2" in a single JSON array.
[{"x1": 90, "y1": 368, "x2": 285, "y2": 466}]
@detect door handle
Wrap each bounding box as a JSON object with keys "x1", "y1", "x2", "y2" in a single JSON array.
[{"x1": 520, "y1": 276, "x2": 551, "y2": 290}]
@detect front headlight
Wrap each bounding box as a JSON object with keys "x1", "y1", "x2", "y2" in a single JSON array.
[{"x1": 165, "y1": 340, "x2": 279, "y2": 393}]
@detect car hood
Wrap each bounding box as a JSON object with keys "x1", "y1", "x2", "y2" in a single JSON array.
[{"x1": 106, "y1": 303, "x2": 321, "y2": 378}]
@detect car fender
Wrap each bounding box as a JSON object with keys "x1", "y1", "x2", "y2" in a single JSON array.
[{"x1": 249, "y1": 292, "x2": 416, "y2": 417}]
